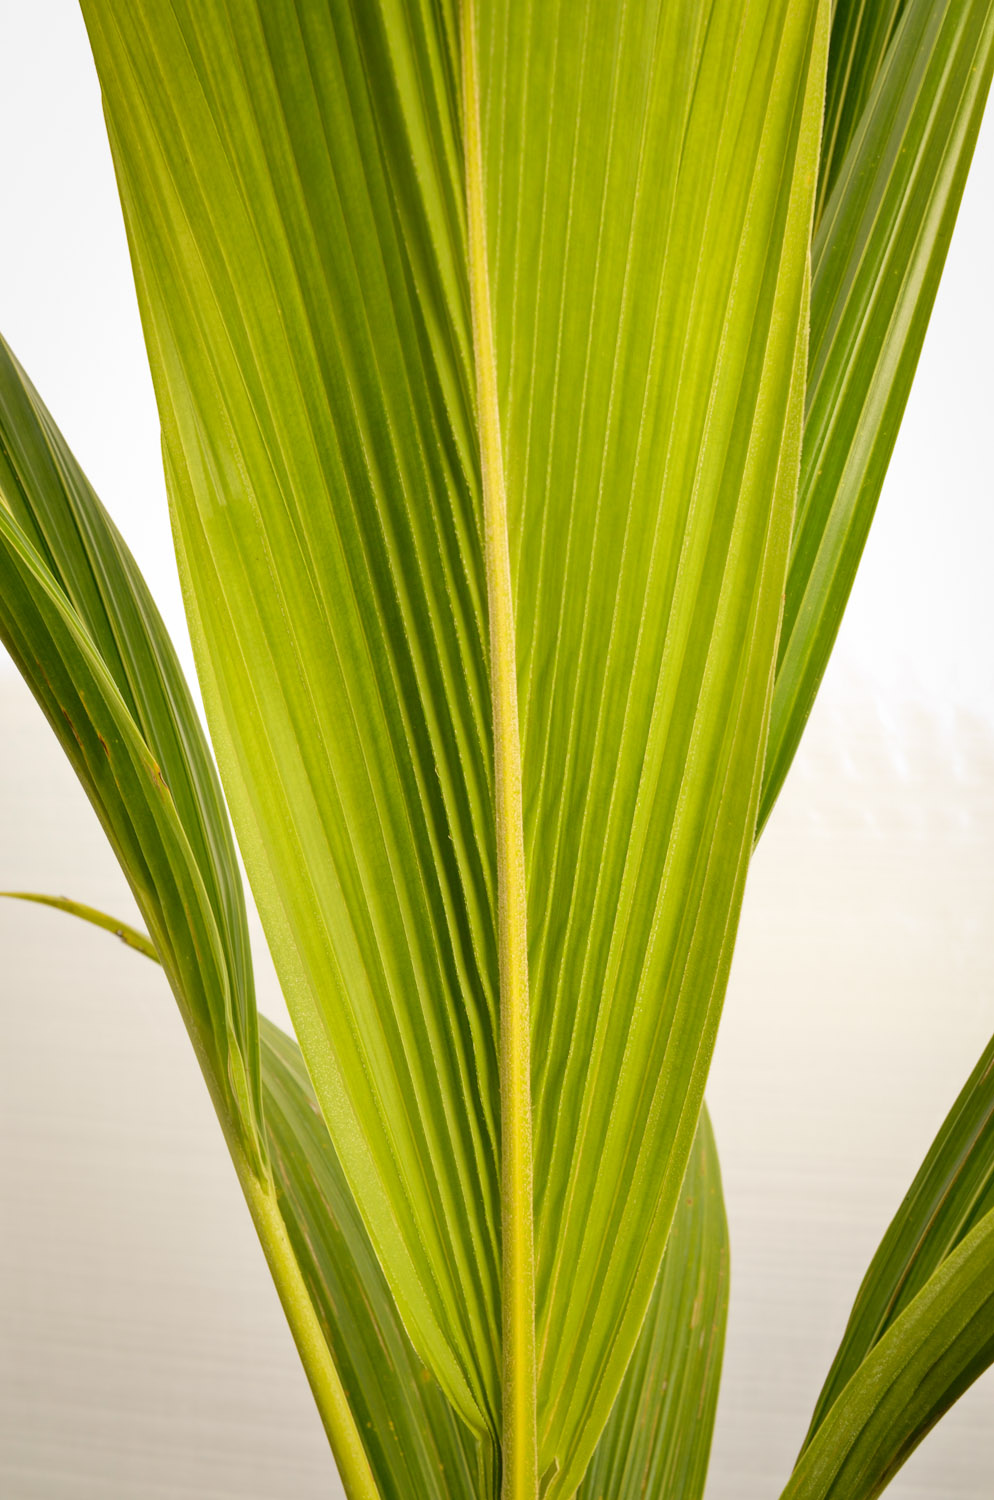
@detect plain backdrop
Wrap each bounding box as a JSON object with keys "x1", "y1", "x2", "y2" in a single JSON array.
[{"x1": 1, "y1": 3, "x2": 993, "y2": 1497}]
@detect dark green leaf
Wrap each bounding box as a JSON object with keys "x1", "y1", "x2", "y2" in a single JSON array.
[
  {"x1": 781, "y1": 1206, "x2": 994, "y2": 1500},
  {"x1": 0, "y1": 336, "x2": 262, "y2": 1154},
  {"x1": 805, "y1": 1029, "x2": 994, "y2": 1442}
]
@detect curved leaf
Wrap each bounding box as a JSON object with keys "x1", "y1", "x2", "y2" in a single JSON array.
[
  {"x1": 804, "y1": 1028, "x2": 994, "y2": 1443},
  {"x1": 0, "y1": 891, "x2": 158, "y2": 959},
  {"x1": 780, "y1": 1206, "x2": 994, "y2": 1500},
  {"x1": 0, "y1": 335, "x2": 261, "y2": 1153},
  {"x1": 0, "y1": 479, "x2": 260, "y2": 1156},
  {"x1": 0, "y1": 351, "x2": 379, "y2": 1495},
  {"x1": 81, "y1": 0, "x2": 827, "y2": 1480},
  {"x1": 761, "y1": 0, "x2": 994, "y2": 827}
]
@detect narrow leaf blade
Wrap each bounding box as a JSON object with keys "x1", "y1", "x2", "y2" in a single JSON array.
[
  {"x1": 761, "y1": 0, "x2": 994, "y2": 827},
  {"x1": 0, "y1": 336, "x2": 262, "y2": 1149},
  {"x1": 780, "y1": 1207, "x2": 994, "y2": 1500},
  {"x1": 805, "y1": 1028, "x2": 994, "y2": 1443},
  {"x1": 0, "y1": 891, "x2": 158, "y2": 960}
]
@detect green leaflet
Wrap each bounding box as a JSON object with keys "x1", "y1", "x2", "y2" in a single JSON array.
[
  {"x1": 779, "y1": 1206, "x2": 994, "y2": 1500},
  {"x1": 804, "y1": 1028, "x2": 994, "y2": 1445},
  {"x1": 0, "y1": 343, "x2": 260, "y2": 1158},
  {"x1": 80, "y1": 0, "x2": 827, "y2": 1479},
  {"x1": 761, "y1": 0, "x2": 994, "y2": 828}
]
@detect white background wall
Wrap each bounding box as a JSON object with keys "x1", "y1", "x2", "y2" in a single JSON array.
[{"x1": 1, "y1": 2, "x2": 992, "y2": 1497}]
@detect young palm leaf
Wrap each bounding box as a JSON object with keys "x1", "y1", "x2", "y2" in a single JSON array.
[
  {"x1": 79, "y1": 2, "x2": 827, "y2": 1488},
  {"x1": 3, "y1": 0, "x2": 992, "y2": 1495}
]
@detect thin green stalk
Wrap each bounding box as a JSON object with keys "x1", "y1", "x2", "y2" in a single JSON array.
[
  {"x1": 2, "y1": 890, "x2": 381, "y2": 1498},
  {"x1": 91, "y1": 911, "x2": 382, "y2": 1500},
  {"x1": 217, "y1": 1098, "x2": 382, "y2": 1500},
  {"x1": 460, "y1": 4, "x2": 538, "y2": 1497}
]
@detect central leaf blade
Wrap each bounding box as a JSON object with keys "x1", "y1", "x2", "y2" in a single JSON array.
[{"x1": 82, "y1": 0, "x2": 827, "y2": 1485}]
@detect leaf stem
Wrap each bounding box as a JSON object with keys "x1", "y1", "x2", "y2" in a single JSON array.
[
  {"x1": 6, "y1": 893, "x2": 380, "y2": 1496},
  {"x1": 223, "y1": 1122, "x2": 383, "y2": 1500},
  {"x1": 461, "y1": 4, "x2": 538, "y2": 1496}
]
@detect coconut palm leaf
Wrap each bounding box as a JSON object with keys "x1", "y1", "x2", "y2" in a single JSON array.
[{"x1": 79, "y1": 3, "x2": 826, "y2": 1486}]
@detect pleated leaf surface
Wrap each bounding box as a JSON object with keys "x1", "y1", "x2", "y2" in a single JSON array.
[
  {"x1": 83, "y1": 0, "x2": 501, "y2": 1431},
  {"x1": 500, "y1": 5, "x2": 826, "y2": 1484},
  {"x1": 80, "y1": 0, "x2": 826, "y2": 1477}
]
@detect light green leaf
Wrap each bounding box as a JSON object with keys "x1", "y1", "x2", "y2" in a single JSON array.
[
  {"x1": 780, "y1": 1206, "x2": 994, "y2": 1500},
  {"x1": 761, "y1": 0, "x2": 994, "y2": 827},
  {"x1": 510, "y1": 7, "x2": 826, "y2": 1486},
  {"x1": 804, "y1": 1027, "x2": 994, "y2": 1444},
  {"x1": 80, "y1": 0, "x2": 828, "y2": 1478},
  {"x1": 577, "y1": 1109, "x2": 728, "y2": 1500},
  {"x1": 84, "y1": 0, "x2": 500, "y2": 1433}
]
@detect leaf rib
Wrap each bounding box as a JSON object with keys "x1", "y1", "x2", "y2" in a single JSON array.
[{"x1": 462, "y1": 1, "x2": 537, "y2": 1494}]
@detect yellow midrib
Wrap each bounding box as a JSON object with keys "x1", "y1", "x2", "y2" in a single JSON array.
[{"x1": 460, "y1": 3, "x2": 538, "y2": 1497}]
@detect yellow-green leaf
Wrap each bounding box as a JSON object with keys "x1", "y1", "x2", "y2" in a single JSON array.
[{"x1": 79, "y1": 1, "x2": 828, "y2": 1481}]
